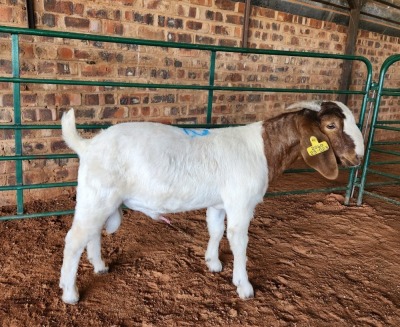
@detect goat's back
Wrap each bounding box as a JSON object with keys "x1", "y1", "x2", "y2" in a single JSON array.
[{"x1": 76, "y1": 121, "x2": 268, "y2": 213}]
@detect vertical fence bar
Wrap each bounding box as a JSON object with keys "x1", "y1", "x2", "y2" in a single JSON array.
[
  {"x1": 206, "y1": 50, "x2": 216, "y2": 124},
  {"x1": 356, "y1": 54, "x2": 400, "y2": 205},
  {"x1": 344, "y1": 58, "x2": 374, "y2": 205},
  {"x1": 11, "y1": 34, "x2": 24, "y2": 214}
]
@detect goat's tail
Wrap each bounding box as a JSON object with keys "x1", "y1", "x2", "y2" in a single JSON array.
[{"x1": 61, "y1": 109, "x2": 88, "y2": 156}]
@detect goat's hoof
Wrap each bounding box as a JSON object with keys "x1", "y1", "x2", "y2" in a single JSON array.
[
  {"x1": 61, "y1": 286, "x2": 79, "y2": 304},
  {"x1": 237, "y1": 281, "x2": 254, "y2": 299},
  {"x1": 62, "y1": 296, "x2": 79, "y2": 305},
  {"x1": 206, "y1": 258, "x2": 222, "y2": 272},
  {"x1": 95, "y1": 266, "x2": 109, "y2": 274}
]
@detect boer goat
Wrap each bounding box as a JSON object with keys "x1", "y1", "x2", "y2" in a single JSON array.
[{"x1": 59, "y1": 100, "x2": 364, "y2": 304}]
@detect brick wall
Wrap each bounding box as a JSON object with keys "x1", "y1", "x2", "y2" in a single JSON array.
[{"x1": 0, "y1": 0, "x2": 399, "y2": 206}]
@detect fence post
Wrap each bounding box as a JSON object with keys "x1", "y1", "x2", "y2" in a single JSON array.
[{"x1": 11, "y1": 34, "x2": 24, "y2": 215}]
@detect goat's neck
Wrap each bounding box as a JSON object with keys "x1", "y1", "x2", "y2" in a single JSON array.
[{"x1": 263, "y1": 112, "x2": 302, "y2": 182}]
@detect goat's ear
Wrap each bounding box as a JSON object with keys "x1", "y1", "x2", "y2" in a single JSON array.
[{"x1": 298, "y1": 121, "x2": 339, "y2": 180}]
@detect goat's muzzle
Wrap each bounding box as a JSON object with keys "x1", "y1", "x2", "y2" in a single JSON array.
[{"x1": 338, "y1": 154, "x2": 363, "y2": 168}]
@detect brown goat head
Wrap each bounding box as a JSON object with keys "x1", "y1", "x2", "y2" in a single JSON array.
[{"x1": 292, "y1": 101, "x2": 365, "y2": 180}]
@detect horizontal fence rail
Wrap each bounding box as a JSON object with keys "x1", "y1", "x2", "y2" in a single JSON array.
[{"x1": 0, "y1": 26, "x2": 373, "y2": 220}]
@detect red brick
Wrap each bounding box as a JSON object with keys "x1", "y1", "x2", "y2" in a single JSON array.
[
  {"x1": 45, "y1": 0, "x2": 74, "y2": 15},
  {"x1": 39, "y1": 109, "x2": 54, "y2": 121},
  {"x1": 84, "y1": 94, "x2": 100, "y2": 105},
  {"x1": 51, "y1": 140, "x2": 68, "y2": 152},
  {"x1": 226, "y1": 14, "x2": 243, "y2": 25},
  {"x1": 215, "y1": 0, "x2": 235, "y2": 11},
  {"x1": 0, "y1": 109, "x2": 12, "y2": 122},
  {"x1": 0, "y1": 60, "x2": 12, "y2": 74},
  {"x1": 74, "y1": 3, "x2": 84, "y2": 15},
  {"x1": 44, "y1": 0, "x2": 56, "y2": 11},
  {"x1": 189, "y1": 7, "x2": 197, "y2": 18},
  {"x1": 65, "y1": 16, "x2": 90, "y2": 29},
  {"x1": 103, "y1": 20, "x2": 124, "y2": 35},
  {"x1": 22, "y1": 94, "x2": 37, "y2": 106},
  {"x1": 101, "y1": 106, "x2": 126, "y2": 119},
  {"x1": 214, "y1": 25, "x2": 229, "y2": 35},
  {"x1": 218, "y1": 39, "x2": 237, "y2": 47},
  {"x1": 141, "y1": 107, "x2": 151, "y2": 116},
  {"x1": 58, "y1": 47, "x2": 74, "y2": 60},
  {"x1": 38, "y1": 62, "x2": 56, "y2": 74},
  {"x1": 187, "y1": 21, "x2": 203, "y2": 30},
  {"x1": 44, "y1": 94, "x2": 56, "y2": 106},
  {"x1": 146, "y1": 0, "x2": 171, "y2": 11},
  {"x1": 277, "y1": 12, "x2": 293, "y2": 23},
  {"x1": 138, "y1": 26, "x2": 164, "y2": 40},
  {"x1": 190, "y1": 0, "x2": 212, "y2": 6},
  {"x1": 42, "y1": 13, "x2": 56, "y2": 27},
  {"x1": 0, "y1": 7, "x2": 13, "y2": 23},
  {"x1": 87, "y1": 9, "x2": 108, "y2": 19},
  {"x1": 74, "y1": 49, "x2": 90, "y2": 59},
  {"x1": 104, "y1": 94, "x2": 115, "y2": 105},
  {"x1": 2, "y1": 94, "x2": 13, "y2": 107},
  {"x1": 81, "y1": 64, "x2": 112, "y2": 77}
]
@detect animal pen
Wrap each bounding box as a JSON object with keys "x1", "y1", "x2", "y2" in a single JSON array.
[{"x1": 3, "y1": 25, "x2": 399, "y2": 221}]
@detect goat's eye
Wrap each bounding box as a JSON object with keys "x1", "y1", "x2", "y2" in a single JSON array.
[{"x1": 326, "y1": 123, "x2": 336, "y2": 130}]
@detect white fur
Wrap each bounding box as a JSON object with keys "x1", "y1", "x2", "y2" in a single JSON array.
[
  {"x1": 60, "y1": 109, "x2": 267, "y2": 303},
  {"x1": 286, "y1": 100, "x2": 323, "y2": 112},
  {"x1": 332, "y1": 101, "x2": 365, "y2": 157}
]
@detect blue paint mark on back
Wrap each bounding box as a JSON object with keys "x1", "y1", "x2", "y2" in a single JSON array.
[{"x1": 183, "y1": 128, "x2": 210, "y2": 138}]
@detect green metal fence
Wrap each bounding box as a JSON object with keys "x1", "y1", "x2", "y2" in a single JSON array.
[
  {"x1": 0, "y1": 26, "x2": 373, "y2": 220},
  {"x1": 356, "y1": 54, "x2": 400, "y2": 206}
]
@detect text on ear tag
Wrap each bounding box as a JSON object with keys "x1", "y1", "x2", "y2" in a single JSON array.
[{"x1": 307, "y1": 136, "x2": 329, "y2": 156}]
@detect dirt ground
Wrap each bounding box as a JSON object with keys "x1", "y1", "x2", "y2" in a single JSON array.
[{"x1": 1, "y1": 167, "x2": 400, "y2": 326}]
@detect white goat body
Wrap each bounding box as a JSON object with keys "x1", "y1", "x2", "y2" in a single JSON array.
[
  {"x1": 59, "y1": 101, "x2": 364, "y2": 304},
  {"x1": 63, "y1": 117, "x2": 268, "y2": 219}
]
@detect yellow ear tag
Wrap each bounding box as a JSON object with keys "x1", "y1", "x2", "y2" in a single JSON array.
[{"x1": 307, "y1": 136, "x2": 329, "y2": 156}]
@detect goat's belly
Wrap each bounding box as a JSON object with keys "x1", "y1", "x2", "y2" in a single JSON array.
[{"x1": 123, "y1": 191, "x2": 222, "y2": 215}]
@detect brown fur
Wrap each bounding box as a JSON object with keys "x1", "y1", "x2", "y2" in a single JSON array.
[{"x1": 262, "y1": 106, "x2": 356, "y2": 183}]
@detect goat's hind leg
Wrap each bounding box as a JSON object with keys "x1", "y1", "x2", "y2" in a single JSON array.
[
  {"x1": 59, "y1": 220, "x2": 92, "y2": 304},
  {"x1": 205, "y1": 207, "x2": 226, "y2": 272},
  {"x1": 60, "y1": 206, "x2": 114, "y2": 304},
  {"x1": 87, "y1": 208, "x2": 123, "y2": 274},
  {"x1": 86, "y1": 231, "x2": 108, "y2": 274}
]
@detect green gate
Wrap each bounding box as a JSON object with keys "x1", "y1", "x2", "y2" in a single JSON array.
[
  {"x1": 356, "y1": 54, "x2": 400, "y2": 206},
  {"x1": 0, "y1": 26, "x2": 373, "y2": 220}
]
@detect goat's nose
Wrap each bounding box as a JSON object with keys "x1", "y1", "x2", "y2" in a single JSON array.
[{"x1": 355, "y1": 155, "x2": 364, "y2": 166}]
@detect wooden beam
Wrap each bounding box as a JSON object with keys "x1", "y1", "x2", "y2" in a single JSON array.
[
  {"x1": 338, "y1": 0, "x2": 367, "y2": 104},
  {"x1": 242, "y1": 0, "x2": 252, "y2": 48},
  {"x1": 26, "y1": 0, "x2": 36, "y2": 29},
  {"x1": 346, "y1": 0, "x2": 368, "y2": 10},
  {"x1": 346, "y1": 0, "x2": 358, "y2": 9}
]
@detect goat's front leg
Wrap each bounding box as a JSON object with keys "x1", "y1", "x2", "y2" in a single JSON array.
[
  {"x1": 205, "y1": 207, "x2": 226, "y2": 272},
  {"x1": 226, "y1": 207, "x2": 254, "y2": 299}
]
